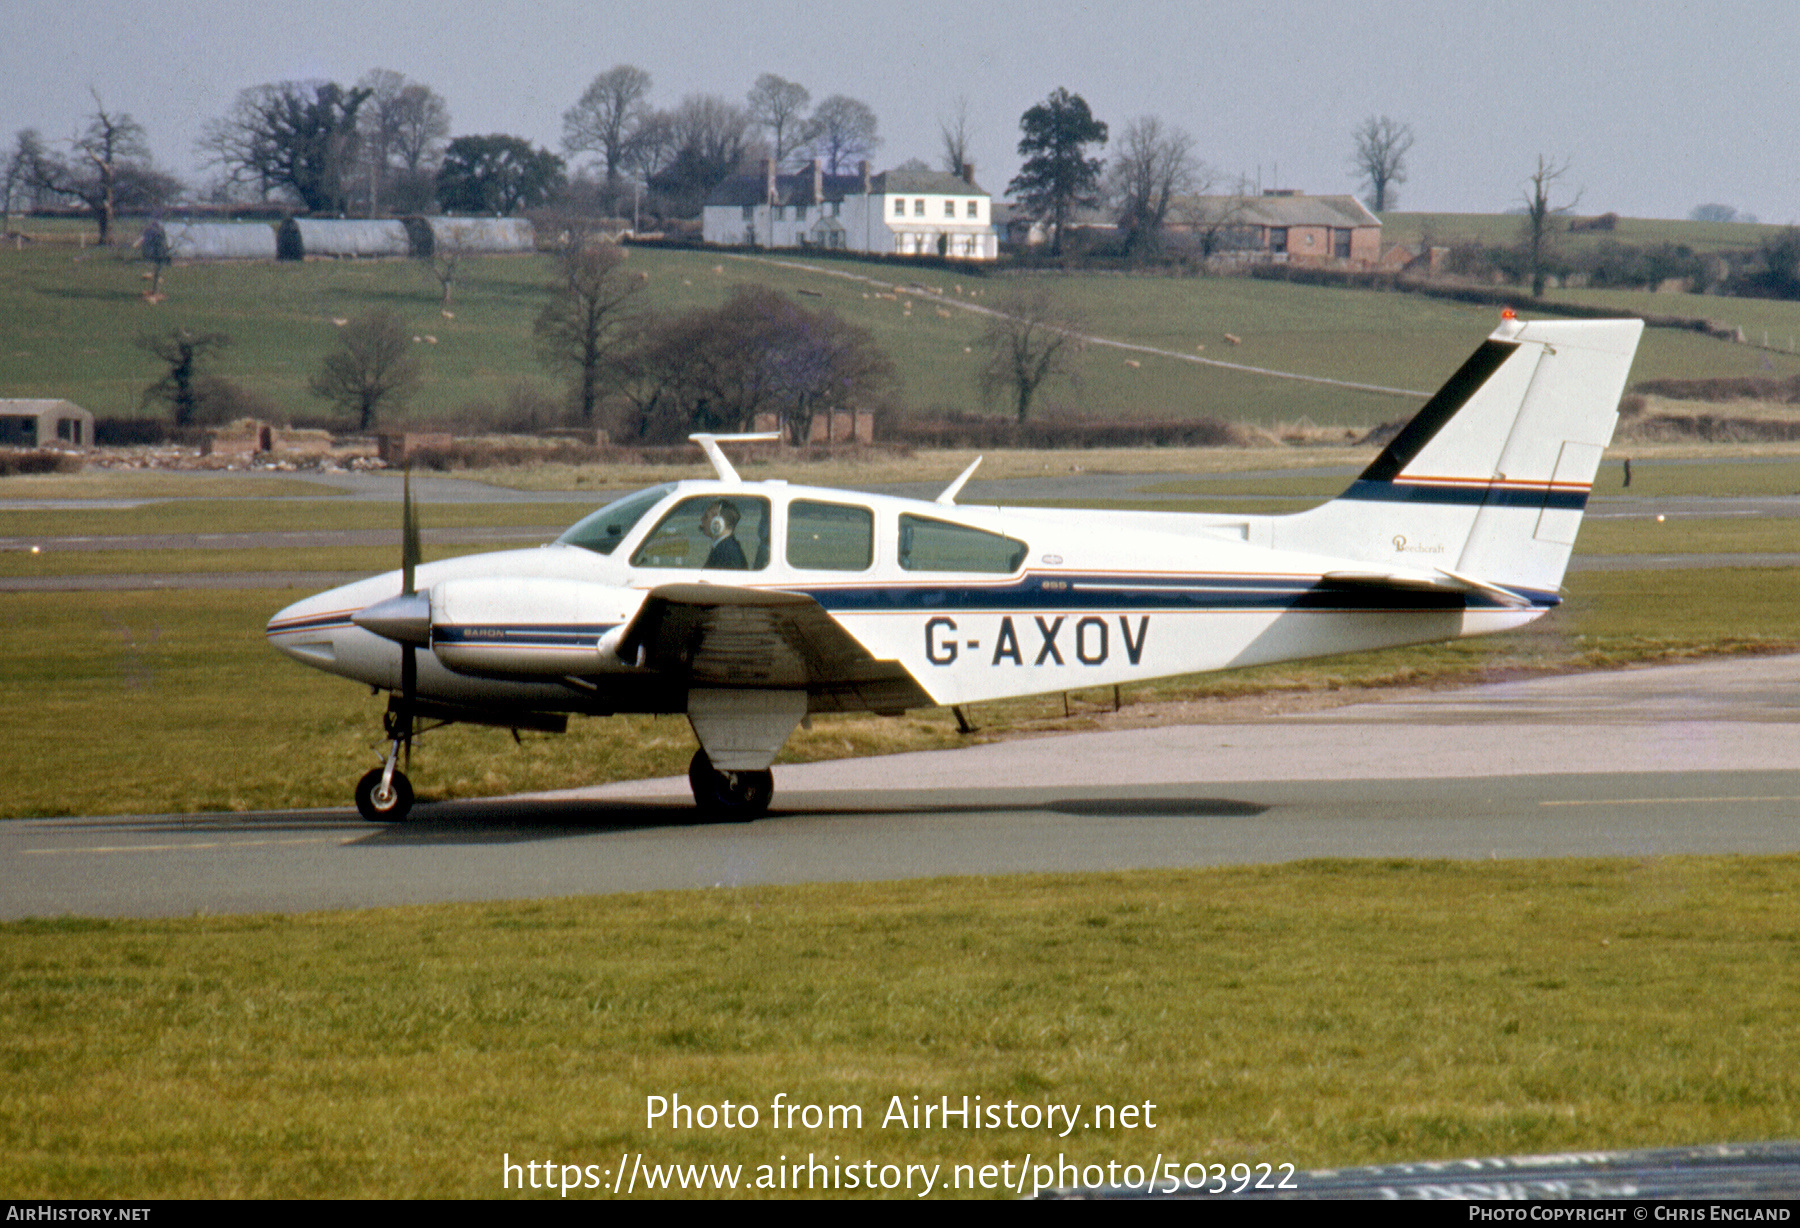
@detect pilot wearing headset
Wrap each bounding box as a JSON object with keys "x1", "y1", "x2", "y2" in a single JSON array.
[{"x1": 700, "y1": 499, "x2": 747, "y2": 570}]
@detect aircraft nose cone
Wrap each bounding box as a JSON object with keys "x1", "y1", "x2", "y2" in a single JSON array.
[{"x1": 265, "y1": 590, "x2": 352, "y2": 668}]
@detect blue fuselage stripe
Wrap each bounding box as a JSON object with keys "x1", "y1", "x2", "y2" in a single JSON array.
[{"x1": 798, "y1": 574, "x2": 1557, "y2": 613}]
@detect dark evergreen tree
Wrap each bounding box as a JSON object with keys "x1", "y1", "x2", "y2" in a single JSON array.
[
  {"x1": 437, "y1": 135, "x2": 565, "y2": 215},
  {"x1": 1007, "y1": 88, "x2": 1107, "y2": 257}
]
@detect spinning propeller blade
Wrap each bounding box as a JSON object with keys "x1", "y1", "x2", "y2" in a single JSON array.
[
  {"x1": 402, "y1": 465, "x2": 421, "y2": 597},
  {"x1": 398, "y1": 465, "x2": 419, "y2": 762}
]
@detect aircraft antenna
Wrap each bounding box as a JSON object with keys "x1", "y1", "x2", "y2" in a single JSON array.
[
  {"x1": 689, "y1": 432, "x2": 782, "y2": 484},
  {"x1": 936, "y1": 455, "x2": 983, "y2": 506}
]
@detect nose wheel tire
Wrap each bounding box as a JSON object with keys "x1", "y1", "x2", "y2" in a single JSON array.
[
  {"x1": 355, "y1": 767, "x2": 415, "y2": 822},
  {"x1": 688, "y1": 749, "x2": 772, "y2": 821}
]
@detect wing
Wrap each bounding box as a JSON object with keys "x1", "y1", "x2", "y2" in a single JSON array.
[{"x1": 618, "y1": 583, "x2": 933, "y2": 714}]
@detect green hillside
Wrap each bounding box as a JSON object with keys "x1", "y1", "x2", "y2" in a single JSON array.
[
  {"x1": 1381, "y1": 211, "x2": 1784, "y2": 259},
  {"x1": 2, "y1": 221, "x2": 1798, "y2": 436}
]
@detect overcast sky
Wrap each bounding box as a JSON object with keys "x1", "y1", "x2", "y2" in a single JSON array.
[{"x1": 4, "y1": 0, "x2": 1793, "y2": 223}]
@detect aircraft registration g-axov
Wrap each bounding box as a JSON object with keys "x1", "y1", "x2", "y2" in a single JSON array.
[{"x1": 267, "y1": 314, "x2": 1643, "y2": 822}]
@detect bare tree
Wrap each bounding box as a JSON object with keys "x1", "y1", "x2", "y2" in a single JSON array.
[
  {"x1": 976, "y1": 288, "x2": 1086, "y2": 423},
  {"x1": 646, "y1": 94, "x2": 752, "y2": 213},
  {"x1": 28, "y1": 94, "x2": 178, "y2": 245},
  {"x1": 310, "y1": 310, "x2": 422, "y2": 431},
  {"x1": 422, "y1": 223, "x2": 471, "y2": 306},
  {"x1": 1522, "y1": 155, "x2": 1580, "y2": 297},
  {"x1": 534, "y1": 240, "x2": 644, "y2": 423},
  {"x1": 614, "y1": 286, "x2": 892, "y2": 441},
  {"x1": 621, "y1": 108, "x2": 677, "y2": 184},
  {"x1": 1169, "y1": 186, "x2": 1252, "y2": 265},
  {"x1": 72, "y1": 95, "x2": 148, "y2": 245},
  {"x1": 357, "y1": 70, "x2": 449, "y2": 215},
  {"x1": 1109, "y1": 115, "x2": 1203, "y2": 260},
  {"x1": 3, "y1": 130, "x2": 49, "y2": 232},
  {"x1": 563, "y1": 65, "x2": 653, "y2": 189},
  {"x1": 802, "y1": 95, "x2": 880, "y2": 174},
  {"x1": 200, "y1": 81, "x2": 372, "y2": 214},
  {"x1": 939, "y1": 95, "x2": 974, "y2": 175},
  {"x1": 746, "y1": 74, "x2": 811, "y2": 168},
  {"x1": 1350, "y1": 115, "x2": 1413, "y2": 213}
]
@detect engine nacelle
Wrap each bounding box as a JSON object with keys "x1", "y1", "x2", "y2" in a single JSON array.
[{"x1": 428, "y1": 576, "x2": 644, "y2": 676}]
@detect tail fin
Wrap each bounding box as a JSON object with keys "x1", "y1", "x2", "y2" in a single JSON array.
[{"x1": 1276, "y1": 317, "x2": 1643, "y2": 598}]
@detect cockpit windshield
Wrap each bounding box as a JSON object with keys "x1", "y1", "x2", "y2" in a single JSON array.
[{"x1": 556, "y1": 484, "x2": 674, "y2": 555}]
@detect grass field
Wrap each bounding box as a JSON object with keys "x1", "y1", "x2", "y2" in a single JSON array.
[
  {"x1": 1380, "y1": 211, "x2": 1784, "y2": 259},
  {"x1": 6, "y1": 857, "x2": 1800, "y2": 1197},
  {"x1": 5, "y1": 230, "x2": 1799, "y2": 437}
]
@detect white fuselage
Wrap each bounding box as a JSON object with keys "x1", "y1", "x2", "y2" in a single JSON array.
[{"x1": 266, "y1": 477, "x2": 1544, "y2": 714}]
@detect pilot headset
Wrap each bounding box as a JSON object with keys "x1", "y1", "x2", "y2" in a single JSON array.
[{"x1": 703, "y1": 501, "x2": 737, "y2": 539}]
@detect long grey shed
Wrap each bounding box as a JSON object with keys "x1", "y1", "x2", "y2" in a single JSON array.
[
  {"x1": 277, "y1": 218, "x2": 411, "y2": 260},
  {"x1": 164, "y1": 222, "x2": 279, "y2": 261},
  {"x1": 405, "y1": 216, "x2": 535, "y2": 257}
]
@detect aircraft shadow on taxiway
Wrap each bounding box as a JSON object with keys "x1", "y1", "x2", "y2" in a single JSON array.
[{"x1": 338, "y1": 791, "x2": 1272, "y2": 847}]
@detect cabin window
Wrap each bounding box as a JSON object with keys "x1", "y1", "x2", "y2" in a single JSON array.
[
  {"x1": 631, "y1": 494, "x2": 772, "y2": 571},
  {"x1": 787, "y1": 500, "x2": 873, "y2": 571},
  {"x1": 898, "y1": 515, "x2": 1027, "y2": 574},
  {"x1": 1268, "y1": 227, "x2": 1288, "y2": 254},
  {"x1": 1333, "y1": 228, "x2": 1352, "y2": 258},
  {"x1": 967, "y1": 200, "x2": 979, "y2": 218},
  {"x1": 914, "y1": 198, "x2": 925, "y2": 216},
  {"x1": 943, "y1": 200, "x2": 955, "y2": 218},
  {"x1": 557, "y1": 484, "x2": 673, "y2": 555},
  {"x1": 894, "y1": 198, "x2": 906, "y2": 216}
]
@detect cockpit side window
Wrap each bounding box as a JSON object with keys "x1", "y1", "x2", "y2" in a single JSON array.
[
  {"x1": 787, "y1": 500, "x2": 874, "y2": 571},
  {"x1": 557, "y1": 485, "x2": 673, "y2": 555},
  {"x1": 631, "y1": 495, "x2": 772, "y2": 571},
  {"x1": 897, "y1": 514, "x2": 1027, "y2": 573}
]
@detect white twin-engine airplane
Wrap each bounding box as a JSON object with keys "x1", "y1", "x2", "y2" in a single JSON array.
[{"x1": 267, "y1": 314, "x2": 1643, "y2": 822}]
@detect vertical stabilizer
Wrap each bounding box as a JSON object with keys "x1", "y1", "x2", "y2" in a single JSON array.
[{"x1": 1274, "y1": 317, "x2": 1643, "y2": 597}]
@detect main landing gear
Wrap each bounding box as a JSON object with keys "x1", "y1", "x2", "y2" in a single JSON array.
[{"x1": 688, "y1": 748, "x2": 772, "y2": 821}]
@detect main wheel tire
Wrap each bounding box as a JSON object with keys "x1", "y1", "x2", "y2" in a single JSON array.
[
  {"x1": 355, "y1": 767, "x2": 414, "y2": 822},
  {"x1": 687, "y1": 749, "x2": 772, "y2": 821}
]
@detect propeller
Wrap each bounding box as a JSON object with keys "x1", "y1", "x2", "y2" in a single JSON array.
[
  {"x1": 397, "y1": 465, "x2": 420, "y2": 764},
  {"x1": 350, "y1": 466, "x2": 427, "y2": 776}
]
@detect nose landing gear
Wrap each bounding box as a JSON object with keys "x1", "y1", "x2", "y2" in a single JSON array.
[
  {"x1": 354, "y1": 705, "x2": 415, "y2": 823},
  {"x1": 355, "y1": 763, "x2": 414, "y2": 822}
]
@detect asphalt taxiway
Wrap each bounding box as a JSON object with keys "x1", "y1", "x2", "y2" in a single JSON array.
[{"x1": 6, "y1": 654, "x2": 1796, "y2": 920}]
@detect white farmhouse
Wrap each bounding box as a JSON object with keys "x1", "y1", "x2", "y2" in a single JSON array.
[{"x1": 702, "y1": 160, "x2": 998, "y2": 260}]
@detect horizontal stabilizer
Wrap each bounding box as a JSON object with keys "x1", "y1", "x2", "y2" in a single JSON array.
[{"x1": 1322, "y1": 568, "x2": 1536, "y2": 609}]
